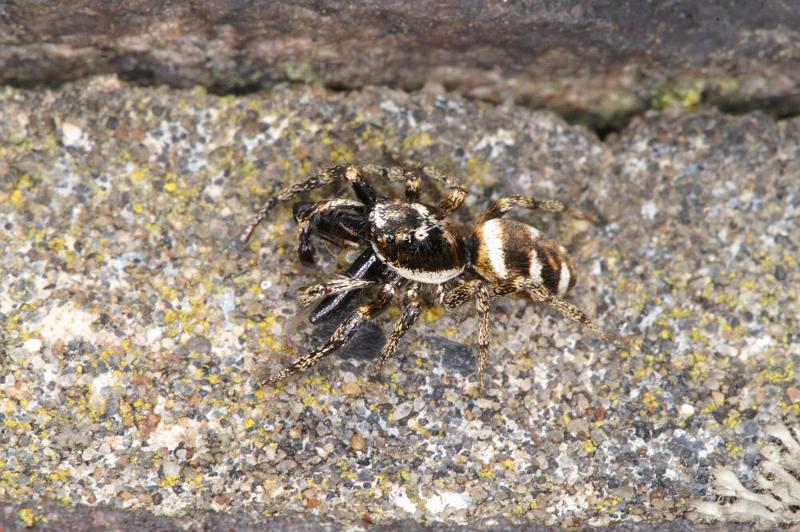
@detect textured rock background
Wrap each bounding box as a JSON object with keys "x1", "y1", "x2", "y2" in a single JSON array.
[
  {"x1": 2, "y1": 1, "x2": 800, "y2": 131},
  {"x1": 1, "y1": 77, "x2": 798, "y2": 529}
]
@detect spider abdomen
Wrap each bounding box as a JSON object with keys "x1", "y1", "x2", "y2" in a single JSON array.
[{"x1": 471, "y1": 218, "x2": 577, "y2": 296}]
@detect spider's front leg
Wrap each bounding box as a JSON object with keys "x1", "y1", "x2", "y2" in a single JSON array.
[
  {"x1": 293, "y1": 198, "x2": 365, "y2": 264},
  {"x1": 238, "y1": 164, "x2": 379, "y2": 247},
  {"x1": 369, "y1": 151, "x2": 469, "y2": 214},
  {"x1": 260, "y1": 275, "x2": 404, "y2": 386},
  {"x1": 305, "y1": 248, "x2": 387, "y2": 324},
  {"x1": 360, "y1": 164, "x2": 422, "y2": 202}
]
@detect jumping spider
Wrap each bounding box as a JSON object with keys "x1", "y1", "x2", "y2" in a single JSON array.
[{"x1": 239, "y1": 154, "x2": 626, "y2": 389}]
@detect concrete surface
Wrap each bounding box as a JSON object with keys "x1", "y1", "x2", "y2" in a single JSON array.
[{"x1": 1, "y1": 76, "x2": 798, "y2": 529}]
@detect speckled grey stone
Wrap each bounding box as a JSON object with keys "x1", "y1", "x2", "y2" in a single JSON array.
[{"x1": 0, "y1": 77, "x2": 798, "y2": 529}]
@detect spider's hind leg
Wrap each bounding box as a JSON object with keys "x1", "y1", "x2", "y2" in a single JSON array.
[
  {"x1": 493, "y1": 276, "x2": 627, "y2": 346},
  {"x1": 442, "y1": 280, "x2": 492, "y2": 390},
  {"x1": 478, "y1": 194, "x2": 599, "y2": 225}
]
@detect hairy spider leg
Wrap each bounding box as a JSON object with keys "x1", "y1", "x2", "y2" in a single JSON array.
[
  {"x1": 379, "y1": 151, "x2": 468, "y2": 214},
  {"x1": 442, "y1": 279, "x2": 492, "y2": 388},
  {"x1": 261, "y1": 275, "x2": 404, "y2": 386},
  {"x1": 442, "y1": 279, "x2": 483, "y2": 309},
  {"x1": 372, "y1": 283, "x2": 421, "y2": 375},
  {"x1": 293, "y1": 198, "x2": 365, "y2": 264},
  {"x1": 360, "y1": 165, "x2": 424, "y2": 202},
  {"x1": 443, "y1": 275, "x2": 628, "y2": 387},
  {"x1": 491, "y1": 276, "x2": 627, "y2": 346},
  {"x1": 298, "y1": 275, "x2": 375, "y2": 307},
  {"x1": 478, "y1": 194, "x2": 599, "y2": 225},
  {"x1": 308, "y1": 248, "x2": 387, "y2": 324},
  {"x1": 475, "y1": 283, "x2": 491, "y2": 389},
  {"x1": 434, "y1": 283, "x2": 447, "y2": 306},
  {"x1": 238, "y1": 165, "x2": 379, "y2": 246}
]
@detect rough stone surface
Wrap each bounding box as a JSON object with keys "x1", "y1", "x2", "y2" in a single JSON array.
[
  {"x1": 1, "y1": 77, "x2": 799, "y2": 529},
  {"x1": 2, "y1": 1, "x2": 800, "y2": 131}
]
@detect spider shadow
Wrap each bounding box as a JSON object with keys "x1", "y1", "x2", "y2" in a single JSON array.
[
  {"x1": 308, "y1": 302, "x2": 386, "y2": 363},
  {"x1": 424, "y1": 335, "x2": 475, "y2": 377}
]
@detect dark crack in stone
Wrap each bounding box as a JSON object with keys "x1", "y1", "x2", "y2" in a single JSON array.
[{"x1": 2, "y1": 1, "x2": 800, "y2": 131}]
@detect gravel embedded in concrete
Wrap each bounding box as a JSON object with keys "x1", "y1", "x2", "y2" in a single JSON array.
[{"x1": 0, "y1": 77, "x2": 798, "y2": 528}]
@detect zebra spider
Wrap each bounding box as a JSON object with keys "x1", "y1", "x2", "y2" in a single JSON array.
[{"x1": 239, "y1": 154, "x2": 627, "y2": 389}]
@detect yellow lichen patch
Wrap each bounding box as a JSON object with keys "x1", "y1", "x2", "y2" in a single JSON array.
[
  {"x1": 408, "y1": 421, "x2": 433, "y2": 438},
  {"x1": 302, "y1": 396, "x2": 319, "y2": 407},
  {"x1": 48, "y1": 468, "x2": 71, "y2": 482},
  {"x1": 160, "y1": 475, "x2": 180, "y2": 488},
  {"x1": 594, "y1": 496, "x2": 622, "y2": 512},
  {"x1": 329, "y1": 145, "x2": 354, "y2": 165},
  {"x1": 130, "y1": 167, "x2": 149, "y2": 182},
  {"x1": 723, "y1": 410, "x2": 741, "y2": 429},
  {"x1": 47, "y1": 235, "x2": 66, "y2": 253},
  {"x1": 725, "y1": 441, "x2": 744, "y2": 459},
  {"x1": 670, "y1": 307, "x2": 691, "y2": 319},
  {"x1": 501, "y1": 459, "x2": 516, "y2": 472},
  {"x1": 18, "y1": 508, "x2": 37, "y2": 527},
  {"x1": 478, "y1": 466, "x2": 495, "y2": 479},
  {"x1": 401, "y1": 132, "x2": 433, "y2": 152},
  {"x1": 10, "y1": 189, "x2": 26, "y2": 209},
  {"x1": 423, "y1": 306, "x2": 446, "y2": 323},
  {"x1": 186, "y1": 470, "x2": 204, "y2": 489},
  {"x1": 690, "y1": 327, "x2": 710, "y2": 344},
  {"x1": 442, "y1": 326, "x2": 458, "y2": 339},
  {"x1": 642, "y1": 391, "x2": 660, "y2": 412},
  {"x1": 652, "y1": 81, "x2": 705, "y2": 110},
  {"x1": 464, "y1": 156, "x2": 494, "y2": 186},
  {"x1": 779, "y1": 399, "x2": 800, "y2": 416},
  {"x1": 759, "y1": 357, "x2": 795, "y2": 385}
]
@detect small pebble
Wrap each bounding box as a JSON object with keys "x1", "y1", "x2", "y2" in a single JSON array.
[
  {"x1": 24, "y1": 338, "x2": 42, "y2": 353},
  {"x1": 342, "y1": 381, "x2": 361, "y2": 397},
  {"x1": 163, "y1": 459, "x2": 181, "y2": 477},
  {"x1": 185, "y1": 335, "x2": 212, "y2": 353},
  {"x1": 787, "y1": 387, "x2": 800, "y2": 403},
  {"x1": 392, "y1": 401, "x2": 413, "y2": 421},
  {"x1": 350, "y1": 433, "x2": 366, "y2": 452}
]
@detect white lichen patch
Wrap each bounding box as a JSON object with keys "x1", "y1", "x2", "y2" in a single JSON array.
[
  {"x1": 390, "y1": 485, "x2": 418, "y2": 514},
  {"x1": 61, "y1": 121, "x2": 94, "y2": 150},
  {"x1": 422, "y1": 489, "x2": 472, "y2": 515},
  {"x1": 641, "y1": 200, "x2": 658, "y2": 219},
  {"x1": 37, "y1": 300, "x2": 102, "y2": 344},
  {"x1": 691, "y1": 423, "x2": 800, "y2": 528}
]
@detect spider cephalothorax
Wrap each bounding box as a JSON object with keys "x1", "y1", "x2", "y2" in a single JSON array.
[
  {"x1": 239, "y1": 154, "x2": 626, "y2": 389},
  {"x1": 369, "y1": 201, "x2": 467, "y2": 283}
]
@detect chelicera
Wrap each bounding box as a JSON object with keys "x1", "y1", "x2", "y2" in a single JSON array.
[{"x1": 239, "y1": 154, "x2": 626, "y2": 389}]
